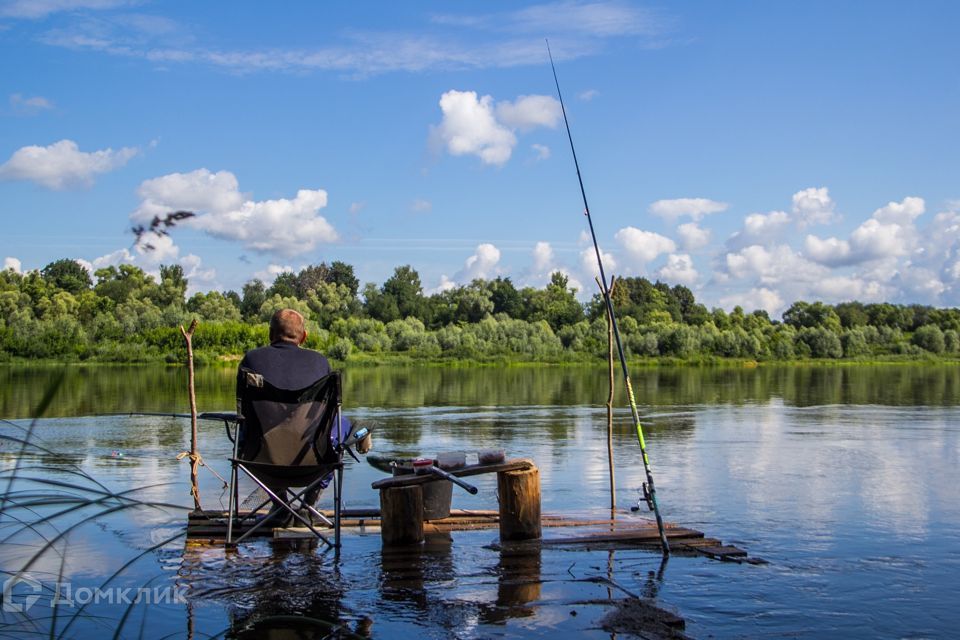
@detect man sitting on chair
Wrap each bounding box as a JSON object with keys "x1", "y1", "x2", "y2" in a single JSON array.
[{"x1": 237, "y1": 308, "x2": 367, "y2": 523}]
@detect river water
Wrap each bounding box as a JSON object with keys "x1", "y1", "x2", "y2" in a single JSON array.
[{"x1": 1, "y1": 364, "x2": 958, "y2": 638}]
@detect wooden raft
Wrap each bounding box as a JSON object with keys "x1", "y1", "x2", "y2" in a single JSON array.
[{"x1": 187, "y1": 510, "x2": 757, "y2": 563}]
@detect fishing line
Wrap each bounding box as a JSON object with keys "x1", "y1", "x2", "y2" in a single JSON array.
[{"x1": 547, "y1": 40, "x2": 669, "y2": 556}]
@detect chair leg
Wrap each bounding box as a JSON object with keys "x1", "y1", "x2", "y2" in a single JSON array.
[
  {"x1": 232, "y1": 466, "x2": 332, "y2": 546},
  {"x1": 226, "y1": 462, "x2": 238, "y2": 546},
  {"x1": 334, "y1": 465, "x2": 344, "y2": 551}
]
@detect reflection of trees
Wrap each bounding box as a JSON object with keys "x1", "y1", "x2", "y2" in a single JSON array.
[{"x1": 5, "y1": 364, "x2": 960, "y2": 419}]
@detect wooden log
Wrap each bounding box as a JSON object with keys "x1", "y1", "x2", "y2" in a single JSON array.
[
  {"x1": 380, "y1": 485, "x2": 424, "y2": 546},
  {"x1": 498, "y1": 467, "x2": 541, "y2": 541}
]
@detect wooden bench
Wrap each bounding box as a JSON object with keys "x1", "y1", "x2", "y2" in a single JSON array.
[{"x1": 371, "y1": 459, "x2": 541, "y2": 545}]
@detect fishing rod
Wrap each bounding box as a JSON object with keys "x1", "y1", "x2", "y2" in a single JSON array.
[{"x1": 547, "y1": 40, "x2": 669, "y2": 557}]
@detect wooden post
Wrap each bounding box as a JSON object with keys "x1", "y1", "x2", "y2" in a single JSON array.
[
  {"x1": 596, "y1": 275, "x2": 617, "y2": 514},
  {"x1": 380, "y1": 485, "x2": 424, "y2": 545},
  {"x1": 180, "y1": 318, "x2": 201, "y2": 512},
  {"x1": 498, "y1": 467, "x2": 541, "y2": 541}
]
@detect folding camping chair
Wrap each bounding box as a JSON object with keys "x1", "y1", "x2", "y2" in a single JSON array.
[{"x1": 225, "y1": 369, "x2": 346, "y2": 549}]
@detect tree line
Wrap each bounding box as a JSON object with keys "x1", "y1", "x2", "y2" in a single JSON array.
[{"x1": 2, "y1": 258, "x2": 959, "y2": 363}]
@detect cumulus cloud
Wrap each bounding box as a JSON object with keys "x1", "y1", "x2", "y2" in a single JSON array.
[
  {"x1": 615, "y1": 226, "x2": 676, "y2": 264},
  {"x1": 431, "y1": 90, "x2": 560, "y2": 166},
  {"x1": 726, "y1": 210, "x2": 790, "y2": 250},
  {"x1": 87, "y1": 235, "x2": 216, "y2": 292},
  {"x1": 718, "y1": 287, "x2": 785, "y2": 316},
  {"x1": 531, "y1": 143, "x2": 550, "y2": 161},
  {"x1": 428, "y1": 274, "x2": 457, "y2": 295},
  {"x1": 580, "y1": 246, "x2": 616, "y2": 279},
  {"x1": 721, "y1": 244, "x2": 827, "y2": 286},
  {"x1": 872, "y1": 196, "x2": 925, "y2": 226},
  {"x1": 494, "y1": 94, "x2": 562, "y2": 131},
  {"x1": 656, "y1": 253, "x2": 698, "y2": 285},
  {"x1": 0, "y1": 139, "x2": 138, "y2": 189},
  {"x1": 532, "y1": 241, "x2": 554, "y2": 273},
  {"x1": 676, "y1": 222, "x2": 710, "y2": 251},
  {"x1": 648, "y1": 198, "x2": 728, "y2": 222},
  {"x1": 130, "y1": 168, "x2": 338, "y2": 257},
  {"x1": 252, "y1": 263, "x2": 294, "y2": 284},
  {"x1": 3, "y1": 257, "x2": 22, "y2": 273},
  {"x1": 454, "y1": 243, "x2": 501, "y2": 281},
  {"x1": 792, "y1": 187, "x2": 836, "y2": 227},
  {"x1": 805, "y1": 197, "x2": 923, "y2": 267},
  {"x1": 803, "y1": 235, "x2": 852, "y2": 266}
]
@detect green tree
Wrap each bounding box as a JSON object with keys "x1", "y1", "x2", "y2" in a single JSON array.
[
  {"x1": 41, "y1": 259, "x2": 92, "y2": 294},
  {"x1": 241, "y1": 280, "x2": 267, "y2": 320},
  {"x1": 912, "y1": 324, "x2": 945, "y2": 354}
]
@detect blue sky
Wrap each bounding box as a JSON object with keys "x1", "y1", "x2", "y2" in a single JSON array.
[{"x1": 1, "y1": 0, "x2": 958, "y2": 316}]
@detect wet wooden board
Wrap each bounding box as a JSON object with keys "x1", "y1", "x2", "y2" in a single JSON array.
[{"x1": 186, "y1": 509, "x2": 757, "y2": 562}]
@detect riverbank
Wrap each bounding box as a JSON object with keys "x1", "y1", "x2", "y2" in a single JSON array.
[{"x1": 2, "y1": 350, "x2": 959, "y2": 368}]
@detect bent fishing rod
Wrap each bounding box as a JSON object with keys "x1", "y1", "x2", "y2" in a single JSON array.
[{"x1": 547, "y1": 41, "x2": 669, "y2": 557}]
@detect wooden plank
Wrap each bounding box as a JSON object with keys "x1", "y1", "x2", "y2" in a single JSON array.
[
  {"x1": 541, "y1": 527, "x2": 704, "y2": 546},
  {"x1": 695, "y1": 545, "x2": 748, "y2": 558},
  {"x1": 371, "y1": 459, "x2": 534, "y2": 489}
]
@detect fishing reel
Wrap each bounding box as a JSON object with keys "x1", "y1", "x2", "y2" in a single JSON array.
[{"x1": 630, "y1": 482, "x2": 654, "y2": 512}]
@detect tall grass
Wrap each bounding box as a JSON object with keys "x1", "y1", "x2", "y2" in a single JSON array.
[{"x1": 0, "y1": 371, "x2": 191, "y2": 639}]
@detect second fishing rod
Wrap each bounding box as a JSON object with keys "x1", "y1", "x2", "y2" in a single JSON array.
[{"x1": 547, "y1": 41, "x2": 669, "y2": 557}]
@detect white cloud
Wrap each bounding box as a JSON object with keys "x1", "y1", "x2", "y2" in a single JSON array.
[
  {"x1": 532, "y1": 241, "x2": 554, "y2": 273},
  {"x1": 722, "y1": 244, "x2": 826, "y2": 286},
  {"x1": 648, "y1": 198, "x2": 728, "y2": 222},
  {"x1": 455, "y1": 243, "x2": 501, "y2": 281},
  {"x1": 872, "y1": 196, "x2": 924, "y2": 226},
  {"x1": 810, "y1": 275, "x2": 887, "y2": 303},
  {"x1": 849, "y1": 219, "x2": 910, "y2": 260},
  {"x1": 792, "y1": 187, "x2": 836, "y2": 227},
  {"x1": 656, "y1": 253, "x2": 698, "y2": 285},
  {"x1": 580, "y1": 246, "x2": 616, "y2": 279},
  {"x1": 9, "y1": 93, "x2": 54, "y2": 112},
  {"x1": 3, "y1": 257, "x2": 22, "y2": 273},
  {"x1": 803, "y1": 235, "x2": 852, "y2": 266},
  {"x1": 349, "y1": 201, "x2": 365, "y2": 215},
  {"x1": 494, "y1": 94, "x2": 562, "y2": 131},
  {"x1": 531, "y1": 143, "x2": 550, "y2": 161},
  {"x1": 252, "y1": 263, "x2": 293, "y2": 285},
  {"x1": 0, "y1": 139, "x2": 138, "y2": 189},
  {"x1": 615, "y1": 226, "x2": 676, "y2": 263},
  {"x1": 727, "y1": 210, "x2": 790, "y2": 250},
  {"x1": 578, "y1": 89, "x2": 599, "y2": 101},
  {"x1": 432, "y1": 90, "x2": 516, "y2": 166},
  {"x1": 676, "y1": 222, "x2": 710, "y2": 251},
  {"x1": 130, "y1": 169, "x2": 338, "y2": 257},
  {"x1": 428, "y1": 274, "x2": 457, "y2": 295},
  {"x1": 431, "y1": 90, "x2": 560, "y2": 166},
  {"x1": 719, "y1": 287, "x2": 785, "y2": 316}
]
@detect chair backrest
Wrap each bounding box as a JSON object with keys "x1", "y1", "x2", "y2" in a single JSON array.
[{"x1": 236, "y1": 369, "x2": 342, "y2": 467}]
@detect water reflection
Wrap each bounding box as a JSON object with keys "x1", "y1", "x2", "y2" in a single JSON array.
[{"x1": 7, "y1": 363, "x2": 960, "y2": 419}]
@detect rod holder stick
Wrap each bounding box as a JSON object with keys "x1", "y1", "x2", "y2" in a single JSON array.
[{"x1": 179, "y1": 318, "x2": 202, "y2": 512}]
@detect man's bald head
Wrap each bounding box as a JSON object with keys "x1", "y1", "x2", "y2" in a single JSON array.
[{"x1": 269, "y1": 309, "x2": 307, "y2": 344}]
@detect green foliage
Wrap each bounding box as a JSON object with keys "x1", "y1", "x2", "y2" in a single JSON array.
[
  {"x1": 41, "y1": 259, "x2": 92, "y2": 294},
  {"x1": 7, "y1": 256, "x2": 960, "y2": 364},
  {"x1": 912, "y1": 325, "x2": 945, "y2": 354}
]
